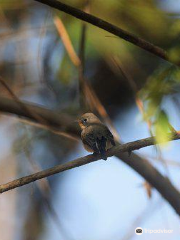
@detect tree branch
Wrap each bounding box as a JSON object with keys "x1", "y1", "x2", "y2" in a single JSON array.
[
  {"x1": 1, "y1": 133, "x2": 180, "y2": 215},
  {"x1": 34, "y1": 0, "x2": 175, "y2": 64},
  {"x1": 0, "y1": 96, "x2": 77, "y2": 135},
  {"x1": 0, "y1": 96, "x2": 180, "y2": 215}
]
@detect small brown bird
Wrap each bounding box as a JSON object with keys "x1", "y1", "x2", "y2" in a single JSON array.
[{"x1": 78, "y1": 113, "x2": 115, "y2": 160}]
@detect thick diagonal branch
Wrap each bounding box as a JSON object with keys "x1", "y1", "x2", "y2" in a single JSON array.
[{"x1": 34, "y1": 0, "x2": 173, "y2": 64}]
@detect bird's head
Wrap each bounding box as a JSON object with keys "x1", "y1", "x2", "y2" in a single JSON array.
[{"x1": 78, "y1": 113, "x2": 101, "y2": 129}]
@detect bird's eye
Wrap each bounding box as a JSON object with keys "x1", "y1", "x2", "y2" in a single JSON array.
[{"x1": 83, "y1": 118, "x2": 87, "y2": 123}]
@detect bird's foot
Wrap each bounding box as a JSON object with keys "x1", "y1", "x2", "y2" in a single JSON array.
[
  {"x1": 102, "y1": 156, "x2": 107, "y2": 161},
  {"x1": 93, "y1": 152, "x2": 107, "y2": 160}
]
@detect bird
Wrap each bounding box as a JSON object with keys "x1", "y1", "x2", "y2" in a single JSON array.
[{"x1": 78, "y1": 113, "x2": 115, "y2": 160}]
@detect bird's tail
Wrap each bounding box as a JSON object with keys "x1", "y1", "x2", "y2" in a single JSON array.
[{"x1": 96, "y1": 137, "x2": 107, "y2": 160}]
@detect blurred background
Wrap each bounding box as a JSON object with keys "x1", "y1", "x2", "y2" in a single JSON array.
[{"x1": 0, "y1": 0, "x2": 180, "y2": 239}]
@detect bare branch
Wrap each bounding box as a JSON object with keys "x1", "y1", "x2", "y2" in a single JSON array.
[
  {"x1": 34, "y1": 0, "x2": 175, "y2": 65},
  {"x1": 54, "y1": 16, "x2": 81, "y2": 67},
  {"x1": 0, "y1": 96, "x2": 76, "y2": 133},
  {"x1": 1, "y1": 133, "x2": 180, "y2": 215}
]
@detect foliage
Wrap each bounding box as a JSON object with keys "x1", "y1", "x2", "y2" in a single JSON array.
[{"x1": 139, "y1": 65, "x2": 180, "y2": 143}]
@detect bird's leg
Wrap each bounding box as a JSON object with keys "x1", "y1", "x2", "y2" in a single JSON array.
[{"x1": 92, "y1": 151, "x2": 107, "y2": 160}]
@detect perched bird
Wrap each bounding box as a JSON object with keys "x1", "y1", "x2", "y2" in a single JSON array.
[{"x1": 78, "y1": 113, "x2": 115, "y2": 160}]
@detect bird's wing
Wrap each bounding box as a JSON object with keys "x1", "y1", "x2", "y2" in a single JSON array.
[
  {"x1": 97, "y1": 125, "x2": 115, "y2": 146},
  {"x1": 81, "y1": 130, "x2": 99, "y2": 153},
  {"x1": 104, "y1": 127, "x2": 115, "y2": 146},
  {"x1": 81, "y1": 124, "x2": 115, "y2": 160}
]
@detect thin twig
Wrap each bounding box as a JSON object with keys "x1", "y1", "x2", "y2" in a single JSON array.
[
  {"x1": 78, "y1": 0, "x2": 90, "y2": 110},
  {"x1": 0, "y1": 76, "x2": 48, "y2": 126},
  {"x1": 19, "y1": 118, "x2": 79, "y2": 142},
  {"x1": 54, "y1": 13, "x2": 120, "y2": 138},
  {"x1": 54, "y1": 16, "x2": 81, "y2": 66},
  {"x1": 0, "y1": 133, "x2": 180, "y2": 192},
  {"x1": 0, "y1": 133, "x2": 180, "y2": 213},
  {"x1": 0, "y1": 77, "x2": 78, "y2": 141}
]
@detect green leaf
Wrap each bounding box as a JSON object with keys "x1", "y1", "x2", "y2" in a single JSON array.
[{"x1": 154, "y1": 110, "x2": 171, "y2": 145}]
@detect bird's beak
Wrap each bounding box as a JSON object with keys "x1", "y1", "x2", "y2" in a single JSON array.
[{"x1": 74, "y1": 119, "x2": 79, "y2": 123}]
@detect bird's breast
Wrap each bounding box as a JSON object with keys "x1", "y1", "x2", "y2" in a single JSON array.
[{"x1": 83, "y1": 143, "x2": 94, "y2": 152}]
